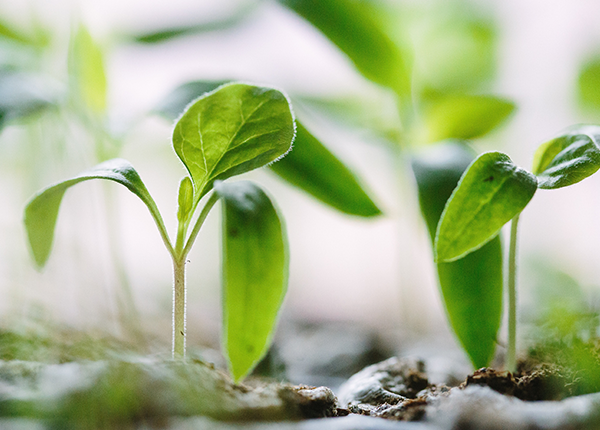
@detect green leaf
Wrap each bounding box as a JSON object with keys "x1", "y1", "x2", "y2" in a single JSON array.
[
  {"x1": 412, "y1": 141, "x2": 503, "y2": 368},
  {"x1": 420, "y1": 95, "x2": 515, "y2": 143},
  {"x1": 278, "y1": 0, "x2": 411, "y2": 100},
  {"x1": 412, "y1": 141, "x2": 477, "y2": 239},
  {"x1": 215, "y1": 181, "x2": 288, "y2": 382},
  {"x1": 160, "y1": 82, "x2": 380, "y2": 216},
  {"x1": 270, "y1": 122, "x2": 381, "y2": 217},
  {"x1": 577, "y1": 57, "x2": 600, "y2": 112},
  {"x1": 155, "y1": 80, "x2": 230, "y2": 120},
  {"x1": 437, "y1": 239, "x2": 503, "y2": 368},
  {"x1": 69, "y1": 25, "x2": 107, "y2": 114},
  {"x1": 532, "y1": 125, "x2": 600, "y2": 189},
  {"x1": 172, "y1": 82, "x2": 295, "y2": 202},
  {"x1": 435, "y1": 152, "x2": 537, "y2": 262},
  {"x1": 24, "y1": 159, "x2": 167, "y2": 268}
]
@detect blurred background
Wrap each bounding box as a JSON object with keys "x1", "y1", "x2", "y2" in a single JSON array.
[{"x1": 2, "y1": 0, "x2": 600, "y2": 381}]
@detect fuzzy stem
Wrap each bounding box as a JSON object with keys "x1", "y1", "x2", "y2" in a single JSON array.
[
  {"x1": 181, "y1": 192, "x2": 220, "y2": 260},
  {"x1": 172, "y1": 258, "x2": 186, "y2": 358},
  {"x1": 507, "y1": 214, "x2": 520, "y2": 374},
  {"x1": 171, "y1": 192, "x2": 220, "y2": 359}
]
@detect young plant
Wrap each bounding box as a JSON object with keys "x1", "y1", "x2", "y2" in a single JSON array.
[
  {"x1": 434, "y1": 125, "x2": 600, "y2": 372},
  {"x1": 132, "y1": 0, "x2": 514, "y2": 370},
  {"x1": 23, "y1": 82, "x2": 296, "y2": 382}
]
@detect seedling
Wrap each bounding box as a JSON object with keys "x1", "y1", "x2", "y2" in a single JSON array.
[
  {"x1": 23, "y1": 82, "x2": 296, "y2": 382},
  {"x1": 434, "y1": 125, "x2": 600, "y2": 372}
]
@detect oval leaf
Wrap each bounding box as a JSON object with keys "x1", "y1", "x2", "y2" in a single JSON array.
[
  {"x1": 435, "y1": 152, "x2": 537, "y2": 262},
  {"x1": 421, "y1": 95, "x2": 515, "y2": 143},
  {"x1": 159, "y1": 81, "x2": 379, "y2": 216},
  {"x1": 270, "y1": 122, "x2": 381, "y2": 217},
  {"x1": 24, "y1": 159, "x2": 166, "y2": 268},
  {"x1": 532, "y1": 125, "x2": 600, "y2": 189},
  {"x1": 412, "y1": 141, "x2": 503, "y2": 368},
  {"x1": 172, "y1": 83, "x2": 295, "y2": 202},
  {"x1": 215, "y1": 181, "x2": 288, "y2": 382},
  {"x1": 278, "y1": 0, "x2": 411, "y2": 100}
]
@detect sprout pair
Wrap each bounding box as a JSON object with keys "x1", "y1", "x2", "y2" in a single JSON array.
[{"x1": 434, "y1": 126, "x2": 600, "y2": 372}]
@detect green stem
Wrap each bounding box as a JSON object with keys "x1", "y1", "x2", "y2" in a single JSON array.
[
  {"x1": 172, "y1": 258, "x2": 186, "y2": 358},
  {"x1": 171, "y1": 191, "x2": 220, "y2": 359},
  {"x1": 507, "y1": 213, "x2": 520, "y2": 374},
  {"x1": 181, "y1": 192, "x2": 220, "y2": 260}
]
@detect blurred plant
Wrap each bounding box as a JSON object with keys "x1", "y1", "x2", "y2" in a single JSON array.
[
  {"x1": 131, "y1": 0, "x2": 516, "y2": 369},
  {"x1": 0, "y1": 15, "x2": 151, "y2": 341},
  {"x1": 24, "y1": 82, "x2": 295, "y2": 382},
  {"x1": 577, "y1": 56, "x2": 600, "y2": 114},
  {"x1": 435, "y1": 125, "x2": 600, "y2": 372},
  {"x1": 520, "y1": 262, "x2": 600, "y2": 396}
]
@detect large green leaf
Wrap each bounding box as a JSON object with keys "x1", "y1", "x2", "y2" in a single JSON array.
[
  {"x1": 215, "y1": 181, "x2": 288, "y2": 382},
  {"x1": 69, "y1": 25, "x2": 107, "y2": 114},
  {"x1": 420, "y1": 95, "x2": 515, "y2": 143},
  {"x1": 278, "y1": 0, "x2": 411, "y2": 100},
  {"x1": 270, "y1": 122, "x2": 381, "y2": 217},
  {"x1": 172, "y1": 83, "x2": 295, "y2": 202},
  {"x1": 412, "y1": 141, "x2": 503, "y2": 368},
  {"x1": 435, "y1": 152, "x2": 537, "y2": 262},
  {"x1": 532, "y1": 125, "x2": 600, "y2": 189},
  {"x1": 160, "y1": 80, "x2": 380, "y2": 216},
  {"x1": 24, "y1": 159, "x2": 166, "y2": 268}
]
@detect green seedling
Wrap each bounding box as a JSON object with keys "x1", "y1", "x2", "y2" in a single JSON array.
[
  {"x1": 412, "y1": 141, "x2": 503, "y2": 369},
  {"x1": 131, "y1": 0, "x2": 514, "y2": 370},
  {"x1": 24, "y1": 82, "x2": 296, "y2": 382},
  {"x1": 434, "y1": 125, "x2": 600, "y2": 372}
]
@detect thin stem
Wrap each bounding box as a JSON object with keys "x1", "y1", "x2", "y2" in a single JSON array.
[
  {"x1": 171, "y1": 191, "x2": 220, "y2": 359},
  {"x1": 507, "y1": 214, "x2": 520, "y2": 374},
  {"x1": 172, "y1": 258, "x2": 186, "y2": 358},
  {"x1": 146, "y1": 202, "x2": 175, "y2": 257},
  {"x1": 180, "y1": 192, "x2": 220, "y2": 260}
]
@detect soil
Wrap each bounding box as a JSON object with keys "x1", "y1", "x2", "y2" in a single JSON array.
[
  {"x1": 337, "y1": 341, "x2": 600, "y2": 423},
  {"x1": 2, "y1": 325, "x2": 600, "y2": 428}
]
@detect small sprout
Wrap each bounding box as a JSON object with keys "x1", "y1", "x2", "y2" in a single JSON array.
[
  {"x1": 434, "y1": 125, "x2": 600, "y2": 372},
  {"x1": 24, "y1": 82, "x2": 296, "y2": 382}
]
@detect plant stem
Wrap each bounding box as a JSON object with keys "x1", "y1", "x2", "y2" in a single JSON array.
[
  {"x1": 171, "y1": 191, "x2": 220, "y2": 359},
  {"x1": 507, "y1": 214, "x2": 520, "y2": 374},
  {"x1": 181, "y1": 192, "x2": 220, "y2": 260},
  {"x1": 172, "y1": 258, "x2": 186, "y2": 358}
]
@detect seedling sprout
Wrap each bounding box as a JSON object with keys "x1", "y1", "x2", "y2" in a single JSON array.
[{"x1": 24, "y1": 82, "x2": 296, "y2": 382}]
